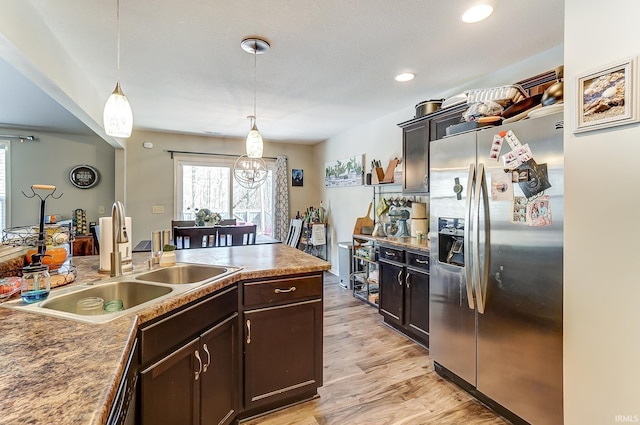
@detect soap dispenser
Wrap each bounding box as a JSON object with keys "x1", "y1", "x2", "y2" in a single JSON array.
[{"x1": 21, "y1": 254, "x2": 51, "y2": 303}]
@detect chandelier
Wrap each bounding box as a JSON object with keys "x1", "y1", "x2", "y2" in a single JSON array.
[{"x1": 233, "y1": 155, "x2": 268, "y2": 189}]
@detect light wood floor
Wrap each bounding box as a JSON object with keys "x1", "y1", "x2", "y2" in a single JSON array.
[{"x1": 244, "y1": 272, "x2": 511, "y2": 425}]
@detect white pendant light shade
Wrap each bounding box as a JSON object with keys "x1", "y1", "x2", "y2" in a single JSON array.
[
  {"x1": 104, "y1": 82, "x2": 133, "y2": 138},
  {"x1": 246, "y1": 123, "x2": 263, "y2": 158}
]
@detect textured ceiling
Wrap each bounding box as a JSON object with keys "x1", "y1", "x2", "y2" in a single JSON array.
[{"x1": 0, "y1": 0, "x2": 564, "y2": 143}]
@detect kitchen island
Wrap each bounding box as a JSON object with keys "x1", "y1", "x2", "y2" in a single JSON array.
[{"x1": 0, "y1": 244, "x2": 330, "y2": 425}]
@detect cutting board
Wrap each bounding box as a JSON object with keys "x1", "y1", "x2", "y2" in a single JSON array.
[{"x1": 353, "y1": 203, "x2": 374, "y2": 235}]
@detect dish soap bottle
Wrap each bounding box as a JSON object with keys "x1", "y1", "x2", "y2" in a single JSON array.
[{"x1": 21, "y1": 254, "x2": 51, "y2": 303}]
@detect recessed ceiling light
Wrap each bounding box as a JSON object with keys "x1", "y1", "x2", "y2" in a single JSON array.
[
  {"x1": 461, "y1": 4, "x2": 493, "y2": 23},
  {"x1": 395, "y1": 73, "x2": 415, "y2": 82}
]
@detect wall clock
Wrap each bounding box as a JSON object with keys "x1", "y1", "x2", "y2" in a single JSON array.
[{"x1": 69, "y1": 164, "x2": 100, "y2": 189}]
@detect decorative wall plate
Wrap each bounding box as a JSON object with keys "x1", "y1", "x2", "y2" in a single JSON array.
[{"x1": 69, "y1": 164, "x2": 100, "y2": 189}]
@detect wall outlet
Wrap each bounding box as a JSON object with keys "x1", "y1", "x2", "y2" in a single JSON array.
[
  {"x1": 152, "y1": 205, "x2": 165, "y2": 214},
  {"x1": 98, "y1": 205, "x2": 105, "y2": 214}
]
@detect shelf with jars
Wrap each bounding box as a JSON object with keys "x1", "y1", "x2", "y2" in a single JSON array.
[{"x1": 296, "y1": 204, "x2": 328, "y2": 260}]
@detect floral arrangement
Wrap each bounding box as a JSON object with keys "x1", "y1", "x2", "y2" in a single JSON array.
[{"x1": 194, "y1": 208, "x2": 222, "y2": 226}]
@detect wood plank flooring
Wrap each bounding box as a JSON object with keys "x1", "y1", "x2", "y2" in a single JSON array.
[{"x1": 243, "y1": 273, "x2": 511, "y2": 425}]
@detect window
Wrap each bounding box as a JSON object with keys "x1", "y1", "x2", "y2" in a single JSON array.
[
  {"x1": 174, "y1": 155, "x2": 275, "y2": 236},
  {"x1": 0, "y1": 141, "x2": 9, "y2": 233}
]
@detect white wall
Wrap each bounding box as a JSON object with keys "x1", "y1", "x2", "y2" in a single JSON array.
[
  {"x1": 564, "y1": 1, "x2": 640, "y2": 423},
  {"x1": 123, "y1": 131, "x2": 319, "y2": 244},
  {"x1": 5, "y1": 129, "x2": 115, "y2": 226}
]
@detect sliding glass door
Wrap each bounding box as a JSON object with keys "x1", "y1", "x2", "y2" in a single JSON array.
[{"x1": 174, "y1": 155, "x2": 275, "y2": 236}]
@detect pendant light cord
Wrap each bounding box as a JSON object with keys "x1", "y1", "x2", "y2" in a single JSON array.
[
  {"x1": 253, "y1": 40, "x2": 257, "y2": 125},
  {"x1": 116, "y1": 0, "x2": 121, "y2": 82}
]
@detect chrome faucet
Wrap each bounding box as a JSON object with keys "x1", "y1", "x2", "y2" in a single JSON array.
[{"x1": 110, "y1": 201, "x2": 129, "y2": 277}]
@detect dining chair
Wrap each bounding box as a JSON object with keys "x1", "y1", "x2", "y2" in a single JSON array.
[
  {"x1": 285, "y1": 219, "x2": 303, "y2": 248},
  {"x1": 217, "y1": 224, "x2": 256, "y2": 246},
  {"x1": 173, "y1": 226, "x2": 217, "y2": 249},
  {"x1": 171, "y1": 220, "x2": 196, "y2": 242}
]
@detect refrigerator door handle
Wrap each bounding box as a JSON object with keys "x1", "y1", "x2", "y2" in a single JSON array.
[
  {"x1": 474, "y1": 163, "x2": 489, "y2": 314},
  {"x1": 464, "y1": 163, "x2": 475, "y2": 310}
]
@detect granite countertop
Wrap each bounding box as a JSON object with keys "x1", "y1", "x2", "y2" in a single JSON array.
[
  {"x1": 353, "y1": 234, "x2": 430, "y2": 252},
  {"x1": 0, "y1": 244, "x2": 330, "y2": 425}
]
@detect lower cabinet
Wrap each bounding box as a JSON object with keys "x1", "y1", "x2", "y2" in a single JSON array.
[
  {"x1": 241, "y1": 274, "x2": 324, "y2": 415},
  {"x1": 135, "y1": 272, "x2": 324, "y2": 424},
  {"x1": 200, "y1": 315, "x2": 239, "y2": 425},
  {"x1": 138, "y1": 286, "x2": 239, "y2": 425},
  {"x1": 378, "y1": 245, "x2": 430, "y2": 348}
]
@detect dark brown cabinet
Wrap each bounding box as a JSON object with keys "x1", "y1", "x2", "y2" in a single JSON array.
[
  {"x1": 140, "y1": 338, "x2": 200, "y2": 424},
  {"x1": 138, "y1": 286, "x2": 239, "y2": 425},
  {"x1": 241, "y1": 274, "x2": 323, "y2": 414},
  {"x1": 398, "y1": 104, "x2": 467, "y2": 195},
  {"x1": 401, "y1": 120, "x2": 429, "y2": 193},
  {"x1": 378, "y1": 245, "x2": 430, "y2": 348},
  {"x1": 200, "y1": 314, "x2": 239, "y2": 425}
]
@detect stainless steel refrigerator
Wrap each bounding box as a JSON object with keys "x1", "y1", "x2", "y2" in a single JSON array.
[{"x1": 429, "y1": 112, "x2": 563, "y2": 425}]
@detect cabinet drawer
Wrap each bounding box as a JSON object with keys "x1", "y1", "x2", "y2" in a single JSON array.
[
  {"x1": 406, "y1": 251, "x2": 430, "y2": 271},
  {"x1": 243, "y1": 274, "x2": 322, "y2": 308},
  {"x1": 379, "y1": 246, "x2": 404, "y2": 263},
  {"x1": 140, "y1": 285, "x2": 238, "y2": 365}
]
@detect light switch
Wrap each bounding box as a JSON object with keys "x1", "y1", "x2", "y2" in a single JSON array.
[{"x1": 152, "y1": 205, "x2": 165, "y2": 214}]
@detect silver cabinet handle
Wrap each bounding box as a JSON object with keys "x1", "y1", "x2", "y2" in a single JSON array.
[
  {"x1": 194, "y1": 350, "x2": 203, "y2": 381},
  {"x1": 415, "y1": 258, "x2": 428, "y2": 264},
  {"x1": 405, "y1": 272, "x2": 411, "y2": 288},
  {"x1": 274, "y1": 286, "x2": 296, "y2": 293},
  {"x1": 246, "y1": 319, "x2": 251, "y2": 344},
  {"x1": 396, "y1": 269, "x2": 403, "y2": 286},
  {"x1": 385, "y1": 250, "x2": 396, "y2": 257},
  {"x1": 202, "y1": 343, "x2": 211, "y2": 373}
]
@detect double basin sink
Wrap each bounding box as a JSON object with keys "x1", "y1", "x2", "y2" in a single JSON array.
[{"x1": 1, "y1": 263, "x2": 240, "y2": 324}]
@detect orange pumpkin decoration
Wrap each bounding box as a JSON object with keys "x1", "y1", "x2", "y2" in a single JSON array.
[{"x1": 25, "y1": 246, "x2": 69, "y2": 270}]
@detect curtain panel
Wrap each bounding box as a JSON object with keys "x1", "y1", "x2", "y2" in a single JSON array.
[{"x1": 274, "y1": 156, "x2": 289, "y2": 241}]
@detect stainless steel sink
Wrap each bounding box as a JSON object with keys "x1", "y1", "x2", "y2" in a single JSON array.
[
  {"x1": 0, "y1": 263, "x2": 241, "y2": 324},
  {"x1": 135, "y1": 263, "x2": 232, "y2": 285},
  {"x1": 40, "y1": 281, "x2": 172, "y2": 315}
]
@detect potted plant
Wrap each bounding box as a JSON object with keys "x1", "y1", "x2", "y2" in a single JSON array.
[{"x1": 194, "y1": 208, "x2": 222, "y2": 227}]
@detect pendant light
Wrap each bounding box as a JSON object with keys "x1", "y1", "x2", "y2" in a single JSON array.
[
  {"x1": 233, "y1": 37, "x2": 270, "y2": 189},
  {"x1": 240, "y1": 37, "x2": 270, "y2": 158},
  {"x1": 103, "y1": 0, "x2": 133, "y2": 138}
]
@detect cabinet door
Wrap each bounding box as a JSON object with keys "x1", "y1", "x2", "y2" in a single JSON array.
[
  {"x1": 378, "y1": 260, "x2": 404, "y2": 327},
  {"x1": 140, "y1": 338, "x2": 200, "y2": 425},
  {"x1": 405, "y1": 268, "x2": 430, "y2": 347},
  {"x1": 244, "y1": 299, "x2": 322, "y2": 409},
  {"x1": 428, "y1": 105, "x2": 466, "y2": 141},
  {"x1": 402, "y1": 120, "x2": 429, "y2": 193},
  {"x1": 200, "y1": 313, "x2": 239, "y2": 425}
]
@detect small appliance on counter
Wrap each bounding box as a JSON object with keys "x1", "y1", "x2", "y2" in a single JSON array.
[{"x1": 388, "y1": 206, "x2": 411, "y2": 237}]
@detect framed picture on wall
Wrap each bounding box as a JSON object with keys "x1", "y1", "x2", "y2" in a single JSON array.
[
  {"x1": 324, "y1": 154, "x2": 364, "y2": 187},
  {"x1": 292, "y1": 169, "x2": 303, "y2": 186},
  {"x1": 575, "y1": 56, "x2": 638, "y2": 133}
]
